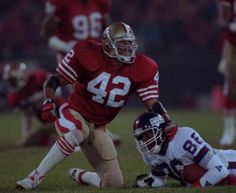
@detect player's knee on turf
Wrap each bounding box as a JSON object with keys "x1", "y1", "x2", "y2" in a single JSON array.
[{"x1": 93, "y1": 129, "x2": 124, "y2": 187}]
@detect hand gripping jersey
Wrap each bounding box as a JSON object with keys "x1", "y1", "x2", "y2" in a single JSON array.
[
  {"x1": 45, "y1": 0, "x2": 111, "y2": 42},
  {"x1": 56, "y1": 40, "x2": 160, "y2": 126}
]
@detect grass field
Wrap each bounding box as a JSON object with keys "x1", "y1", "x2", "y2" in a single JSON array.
[{"x1": 1, "y1": 108, "x2": 236, "y2": 193}]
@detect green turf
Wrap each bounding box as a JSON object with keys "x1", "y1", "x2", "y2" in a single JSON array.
[{"x1": 0, "y1": 108, "x2": 236, "y2": 193}]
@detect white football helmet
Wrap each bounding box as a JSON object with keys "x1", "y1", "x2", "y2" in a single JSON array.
[
  {"x1": 102, "y1": 22, "x2": 138, "y2": 64},
  {"x1": 3, "y1": 62, "x2": 28, "y2": 89},
  {"x1": 133, "y1": 112, "x2": 166, "y2": 154}
]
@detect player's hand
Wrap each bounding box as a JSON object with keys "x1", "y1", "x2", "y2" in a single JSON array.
[
  {"x1": 41, "y1": 99, "x2": 59, "y2": 122},
  {"x1": 132, "y1": 173, "x2": 154, "y2": 188}
]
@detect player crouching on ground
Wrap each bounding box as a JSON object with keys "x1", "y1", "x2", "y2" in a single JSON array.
[
  {"x1": 3, "y1": 62, "x2": 64, "y2": 146},
  {"x1": 132, "y1": 112, "x2": 236, "y2": 188},
  {"x1": 15, "y1": 22, "x2": 171, "y2": 189}
]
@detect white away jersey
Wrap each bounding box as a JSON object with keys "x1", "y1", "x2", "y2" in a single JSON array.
[
  {"x1": 143, "y1": 127, "x2": 213, "y2": 181},
  {"x1": 142, "y1": 127, "x2": 236, "y2": 187}
]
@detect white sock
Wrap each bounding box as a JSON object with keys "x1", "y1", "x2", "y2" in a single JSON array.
[
  {"x1": 36, "y1": 143, "x2": 67, "y2": 176},
  {"x1": 224, "y1": 113, "x2": 235, "y2": 132},
  {"x1": 82, "y1": 171, "x2": 102, "y2": 187}
]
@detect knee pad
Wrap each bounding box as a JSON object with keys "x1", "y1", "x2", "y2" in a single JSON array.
[{"x1": 64, "y1": 129, "x2": 84, "y2": 146}]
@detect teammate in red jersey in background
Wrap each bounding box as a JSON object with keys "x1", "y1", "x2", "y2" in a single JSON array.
[
  {"x1": 16, "y1": 22, "x2": 171, "y2": 189},
  {"x1": 3, "y1": 62, "x2": 64, "y2": 146},
  {"x1": 132, "y1": 112, "x2": 236, "y2": 188},
  {"x1": 40, "y1": 0, "x2": 111, "y2": 62},
  {"x1": 40, "y1": 0, "x2": 120, "y2": 143},
  {"x1": 217, "y1": 0, "x2": 236, "y2": 145}
]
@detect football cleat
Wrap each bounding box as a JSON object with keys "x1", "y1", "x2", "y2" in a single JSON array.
[
  {"x1": 16, "y1": 170, "x2": 44, "y2": 189},
  {"x1": 68, "y1": 168, "x2": 88, "y2": 186}
]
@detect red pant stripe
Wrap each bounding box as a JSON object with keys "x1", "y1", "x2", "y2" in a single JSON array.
[
  {"x1": 63, "y1": 107, "x2": 83, "y2": 130},
  {"x1": 56, "y1": 137, "x2": 74, "y2": 155},
  {"x1": 60, "y1": 136, "x2": 74, "y2": 151},
  {"x1": 55, "y1": 119, "x2": 70, "y2": 134}
]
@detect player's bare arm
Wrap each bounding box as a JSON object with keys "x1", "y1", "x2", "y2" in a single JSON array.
[
  {"x1": 42, "y1": 74, "x2": 68, "y2": 122},
  {"x1": 144, "y1": 98, "x2": 171, "y2": 122},
  {"x1": 43, "y1": 74, "x2": 68, "y2": 99}
]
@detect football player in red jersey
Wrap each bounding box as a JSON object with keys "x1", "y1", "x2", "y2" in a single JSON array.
[
  {"x1": 41, "y1": 0, "x2": 111, "y2": 62},
  {"x1": 217, "y1": 0, "x2": 236, "y2": 145},
  {"x1": 16, "y1": 22, "x2": 171, "y2": 189},
  {"x1": 132, "y1": 112, "x2": 236, "y2": 188},
  {"x1": 40, "y1": 0, "x2": 120, "y2": 144},
  {"x1": 3, "y1": 62, "x2": 64, "y2": 146}
]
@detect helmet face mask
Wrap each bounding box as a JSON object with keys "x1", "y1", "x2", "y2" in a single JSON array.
[
  {"x1": 133, "y1": 112, "x2": 166, "y2": 154},
  {"x1": 102, "y1": 22, "x2": 138, "y2": 64},
  {"x1": 136, "y1": 128, "x2": 164, "y2": 154}
]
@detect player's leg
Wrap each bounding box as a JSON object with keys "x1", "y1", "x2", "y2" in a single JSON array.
[
  {"x1": 107, "y1": 129, "x2": 121, "y2": 146},
  {"x1": 16, "y1": 104, "x2": 89, "y2": 189},
  {"x1": 70, "y1": 126, "x2": 124, "y2": 188},
  {"x1": 68, "y1": 124, "x2": 102, "y2": 187},
  {"x1": 220, "y1": 41, "x2": 236, "y2": 145},
  {"x1": 82, "y1": 127, "x2": 124, "y2": 187},
  {"x1": 93, "y1": 127, "x2": 123, "y2": 187}
]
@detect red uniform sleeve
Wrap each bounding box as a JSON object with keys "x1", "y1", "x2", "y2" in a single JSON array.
[
  {"x1": 56, "y1": 42, "x2": 82, "y2": 84},
  {"x1": 56, "y1": 40, "x2": 101, "y2": 83},
  {"x1": 134, "y1": 55, "x2": 160, "y2": 101}
]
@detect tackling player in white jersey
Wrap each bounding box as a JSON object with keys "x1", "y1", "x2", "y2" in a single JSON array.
[{"x1": 132, "y1": 112, "x2": 236, "y2": 188}]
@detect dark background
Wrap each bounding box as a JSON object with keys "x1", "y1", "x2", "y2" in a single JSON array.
[{"x1": 0, "y1": 0, "x2": 223, "y2": 109}]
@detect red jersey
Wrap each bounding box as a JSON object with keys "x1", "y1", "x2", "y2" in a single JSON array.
[
  {"x1": 45, "y1": 0, "x2": 112, "y2": 42},
  {"x1": 218, "y1": 0, "x2": 236, "y2": 44},
  {"x1": 56, "y1": 40, "x2": 160, "y2": 126},
  {"x1": 8, "y1": 69, "x2": 64, "y2": 121}
]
